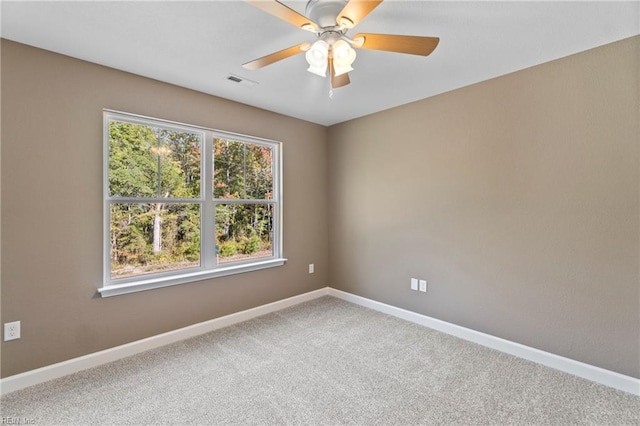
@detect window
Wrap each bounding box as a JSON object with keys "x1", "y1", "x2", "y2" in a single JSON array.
[{"x1": 100, "y1": 110, "x2": 284, "y2": 297}]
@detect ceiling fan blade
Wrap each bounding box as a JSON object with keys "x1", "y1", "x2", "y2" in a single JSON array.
[
  {"x1": 329, "y1": 58, "x2": 351, "y2": 88},
  {"x1": 245, "y1": 0, "x2": 318, "y2": 32},
  {"x1": 242, "y1": 43, "x2": 310, "y2": 70},
  {"x1": 337, "y1": 0, "x2": 383, "y2": 28},
  {"x1": 353, "y1": 33, "x2": 440, "y2": 56}
]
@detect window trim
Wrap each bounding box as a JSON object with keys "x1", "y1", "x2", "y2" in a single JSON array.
[{"x1": 99, "y1": 109, "x2": 285, "y2": 297}]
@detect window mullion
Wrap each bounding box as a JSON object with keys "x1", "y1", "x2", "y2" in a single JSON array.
[{"x1": 202, "y1": 131, "x2": 216, "y2": 269}]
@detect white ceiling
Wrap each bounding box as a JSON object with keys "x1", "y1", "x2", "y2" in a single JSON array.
[{"x1": 2, "y1": 1, "x2": 638, "y2": 126}]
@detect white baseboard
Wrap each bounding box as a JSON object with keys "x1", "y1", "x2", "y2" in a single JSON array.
[
  {"x1": 0, "y1": 288, "x2": 329, "y2": 395},
  {"x1": 327, "y1": 288, "x2": 640, "y2": 396},
  {"x1": 3, "y1": 287, "x2": 638, "y2": 396}
]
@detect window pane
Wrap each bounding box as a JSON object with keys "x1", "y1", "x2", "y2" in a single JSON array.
[
  {"x1": 109, "y1": 121, "x2": 201, "y2": 198},
  {"x1": 215, "y1": 203, "x2": 274, "y2": 264},
  {"x1": 214, "y1": 139, "x2": 273, "y2": 200},
  {"x1": 110, "y1": 203, "x2": 201, "y2": 279}
]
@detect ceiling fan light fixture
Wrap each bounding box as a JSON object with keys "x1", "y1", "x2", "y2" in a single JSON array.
[
  {"x1": 306, "y1": 40, "x2": 329, "y2": 66},
  {"x1": 305, "y1": 39, "x2": 329, "y2": 77},
  {"x1": 332, "y1": 39, "x2": 356, "y2": 76}
]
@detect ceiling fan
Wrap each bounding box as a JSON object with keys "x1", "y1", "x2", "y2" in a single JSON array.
[{"x1": 242, "y1": 0, "x2": 440, "y2": 89}]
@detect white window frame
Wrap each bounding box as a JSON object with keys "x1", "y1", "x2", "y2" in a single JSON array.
[{"x1": 99, "y1": 110, "x2": 285, "y2": 297}]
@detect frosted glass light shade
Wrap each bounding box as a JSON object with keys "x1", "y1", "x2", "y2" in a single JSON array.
[
  {"x1": 332, "y1": 40, "x2": 356, "y2": 76},
  {"x1": 305, "y1": 40, "x2": 329, "y2": 77},
  {"x1": 307, "y1": 63, "x2": 328, "y2": 77}
]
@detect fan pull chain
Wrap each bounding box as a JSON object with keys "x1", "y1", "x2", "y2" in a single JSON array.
[{"x1": 328, "y1": 74, "x2": 334, "y2": 100}]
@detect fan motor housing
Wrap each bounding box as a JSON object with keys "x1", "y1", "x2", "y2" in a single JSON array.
[{"x1": 305, "y1": 0, "x2": 348, "y2": 29}]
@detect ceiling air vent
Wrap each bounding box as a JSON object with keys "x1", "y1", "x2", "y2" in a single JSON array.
[{"x1": 225, "y1": 74, "x2": 259, "y2": 88}]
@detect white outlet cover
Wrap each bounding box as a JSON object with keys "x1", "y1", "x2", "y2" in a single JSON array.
[
  {"x1": 4, "y1": 321, "x2": 21, "y2": 341},
  {"x1": 419, "y1": 280, "x2": 427, "y2": 292},
  {"x1": 308, "y1": 264, "x2": 314, "y2": 274},
  {"x1": 411, "y1": 278, "x2": 419, "y2": 291}
]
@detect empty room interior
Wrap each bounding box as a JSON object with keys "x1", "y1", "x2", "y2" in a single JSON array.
[{"x1": 1, "y1": 0, "x2": 639, "y2": 424}]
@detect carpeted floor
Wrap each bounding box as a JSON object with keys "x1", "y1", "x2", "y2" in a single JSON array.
[{"x1": 1, "y1": 296, "x2": 638, "y2": 425}]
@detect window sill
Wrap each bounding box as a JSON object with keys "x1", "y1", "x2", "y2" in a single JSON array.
[{"x1": 98, "y1": 258, "x2": 287, "y2": 297}]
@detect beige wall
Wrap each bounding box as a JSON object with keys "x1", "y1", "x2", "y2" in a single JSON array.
[
  {"x1": 328, "y1": 36, "x2": 639, "y2": 378},
  {"x1": 0, "y1": 40, "x2": 329, "y2": 377}
]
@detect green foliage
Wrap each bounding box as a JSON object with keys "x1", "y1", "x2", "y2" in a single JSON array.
[
  {"x1": 109, "y1": 122, "x2": 274, "y2": 278},
  {"x1": 214, "y1": 139, "x2": 273, "y2": 200},
  {"x1": 244, "y1": 234, "x2": 261, "y2": 255},
  {"x1": 219, "y1": 241, "x2": 238, "y2": 257},
  {"x1": 109, "y1": 123, "x2": 157, "y2": 198}
]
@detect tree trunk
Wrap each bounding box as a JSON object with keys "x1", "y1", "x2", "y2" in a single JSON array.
[{"x1": 153, "y1": 203, "x2": 163, "y2": 253}]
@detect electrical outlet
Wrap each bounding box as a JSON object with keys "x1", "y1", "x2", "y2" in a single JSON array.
[
  {"x1": 308, "y1": 263, "x2": 314, "y2": 274},
  {"x1": 419, "y1": 280, "x2": 427, "y2": 293},
  {"x1": 411, "y1": 278, "x2": 418, "y2": 291},
  {"x1": 4, "y1": 321, "x2": 21, "y2": 341}
]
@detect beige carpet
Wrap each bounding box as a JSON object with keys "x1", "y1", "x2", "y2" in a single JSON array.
[{"x1": 1, "y1": 296, "x2": 638, "y2": 425}]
